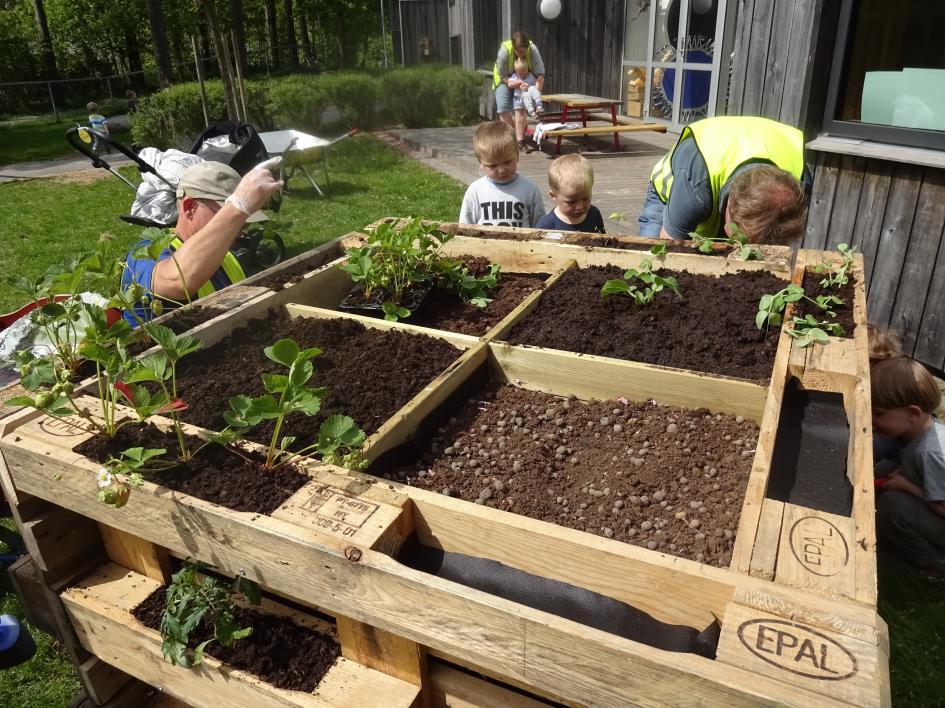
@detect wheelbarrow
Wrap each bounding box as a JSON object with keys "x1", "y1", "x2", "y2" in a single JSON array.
[{"x1": 258, "y1": 129, "x2": 358, "y2": 196}]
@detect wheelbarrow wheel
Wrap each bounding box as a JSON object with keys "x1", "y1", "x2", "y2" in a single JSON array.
[{"x1": 251, "y1": 233, "x2": 285, "y2": 272}]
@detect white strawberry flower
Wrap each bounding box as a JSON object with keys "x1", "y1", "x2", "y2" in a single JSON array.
[{"x1": 96, "y1": 467, "x2": 112, "y2": 489}]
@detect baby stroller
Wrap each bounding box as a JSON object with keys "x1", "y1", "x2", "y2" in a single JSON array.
[{"x1": 66, "y1": 121, "x2": 285, "y2": 274}]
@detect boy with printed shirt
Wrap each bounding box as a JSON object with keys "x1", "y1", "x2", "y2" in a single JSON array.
[
  {"x1": 872, "y1": 356, "x2": 945, "y2": 579},
  {"x1": 536, "y1": 154, "x2": 605, "y2": 233},
  {"x1": 459, "y1": 121, "x2": 545, "y2": 228}
]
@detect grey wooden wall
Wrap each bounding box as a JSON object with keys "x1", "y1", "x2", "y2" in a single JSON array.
[
  {"x1": 510, "y1": 2, "x2": 625, "y2": 99},
  {"x1": 805, "y1": 155, "x2": 945, "y2": 371},
  {"x1": 393, "y1": 0, "x2": 451, "y2": 66}
]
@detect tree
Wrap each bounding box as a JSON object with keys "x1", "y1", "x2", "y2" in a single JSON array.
[
  {"x1": 32, "y1": 0, "x2": 60, "y2": 83},
  {"x1": 283, "y1": 0, "x2": 298, "y2": 68},
  {"x1": 265, "y1": 0, "x2": 279, "y2": 69},
  {"x1": 231, "y1": 0, "x2": 247, "y2": 74},
  {"x1": 145, "y1": 0, "x2": 174, "y2": 84}
]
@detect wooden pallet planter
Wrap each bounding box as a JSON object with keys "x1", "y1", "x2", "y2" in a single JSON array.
[{"x1": 0, "y1": 224, "x2": 885, "y2": 705}]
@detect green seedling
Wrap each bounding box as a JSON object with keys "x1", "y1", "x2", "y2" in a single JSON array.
[
  {"x1": 601, "y1": 258, "x2": 682, "y2": 305},
  {"x1": 219, "y1": 338, "x2": 367, "y2": 471},
  {"x1": 788, "y1": 314, "x2": 845, "y2": 348},
  {"x1": 756, "y1": 285, "x2": 846, "y2": 345},
  {"x1": 160, "y1": 560, "x2": 261, "y2": 668},
  {"x1": 689, "y1": 223, "x2": 762, "y2": 261},
  {"x1": 815, "y1": 243, "x2": 857, "y2": 289}
]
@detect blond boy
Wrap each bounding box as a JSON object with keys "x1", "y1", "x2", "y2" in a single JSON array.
[
  {"x1": 872, "y1": 356, "x2": 945, "y2": 578},
  {"x1": 535, "y1": 154, "x2": 605, "y2": 233},
  {"x1": 512, "y1": 57, "x2": 544, "y2": 120},
  {"x1": 459, "y1": 122, "x2": 545, "y2": 228}
]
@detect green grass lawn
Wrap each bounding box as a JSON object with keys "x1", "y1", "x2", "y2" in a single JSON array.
[
  {"x1": 0, "y1": 133, "x2": 466, "y2": 313},
  {"x1": 0, "y1": 110, "x2": 132, "y2": 167}
]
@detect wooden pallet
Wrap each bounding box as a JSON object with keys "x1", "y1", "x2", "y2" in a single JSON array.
[{"x1": 0, "y1": 223, "x2": 885, "y2": 706}]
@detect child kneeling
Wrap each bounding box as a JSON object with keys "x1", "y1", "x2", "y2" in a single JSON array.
[{"x1": 872, "y1": 356, "x2": 945, "y2": 578}]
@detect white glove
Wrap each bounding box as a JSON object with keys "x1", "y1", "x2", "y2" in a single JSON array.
[{"x1": 225, "y1": 156, "x2": 284, "y2": 216}]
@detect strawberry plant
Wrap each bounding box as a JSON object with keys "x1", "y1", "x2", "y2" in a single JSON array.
[
  {"x1": 219, "y1": 338, "x2": 367, "y2": 470},
  {"x1": 690, "y1": 223, "x2": 761, "y2": 261},
  {"x1": 160, "y1": 560, "x2": 261, "y2": 668},
  {"x1": 815, "y1": 243, "x2": 857, "y2": 289},
  {"x1": 600, "y1": 258, "x2": 682, "y2": 305},
  {"x1": 340, "y1": 218, "x2": 500, "y2": 321},
  {"x1": 96, "y1": 447, "x2": 171, "y2": 508}
]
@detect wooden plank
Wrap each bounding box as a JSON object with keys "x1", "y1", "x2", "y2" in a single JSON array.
[
  {"x1": 888, "y1": 170, "x2": 945, "y2": 353},
  {"x1": 237, "y1": 237, "x2": 345, "y2": 289},
  {"x1": 727, "y1": 0, "x2": 757, "y2": 114},
  {"x1": 774, "y1": 504, "x2": 856, "y2": 599},
  {"x1": 825, "y1": 157, "x2": 867, "y2": 251},
  {"x1": 805, "y1": 153, "x2": 841, "y2": 251},
  {"x1": 749, "y1": 499, "x2": 785, "y2": 581},
  {"x1": 851, "y1": 160, "x2": 893, "y2": 288},
  {"x1": 779, "y1": 0, "x2": 820, "y2": 126},
  {"x1": 742, "y1": 0, "x2": 776, "y2": 115},
  {"x1": 486, "y1": 262, "x2": 576, "y2": 342},
  {"x1": 716, "y1": 602, "x2": 889, "y2": 707},
  {"x1": 62, "y1": 563, "x2": 420, "y2": 708},
  {"x1": 22, "y1": 507, "x2": 102, "y2": 578},
  {"x1": 866, "y1": 164, "x2": 923, "y2": 326},
  {"x1": 759, "y1": 0, "x2": 797, "y2": 120},
  {"x1": 335, "y1": 617, "x2": 427, "y2": 689},
  {"x1": 3, "y1": 433, "x2": 886, "y2": 706},
  {"x1": 98, "y1": 524, "x2": 170, "y2": 583},
  {"x1": 428, "y1": 662, "x2": 552, "y2": 708},
  {"x1": 8, "y1": 555, "x2": 58, "y2": 636},
  {"x1": 913, "y1": 215, "x2": 945, "y2": 370},
  {"x1": 488, "y1": 341, "x2": 769, "y2": 421}
]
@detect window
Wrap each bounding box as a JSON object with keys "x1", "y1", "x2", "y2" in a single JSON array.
[
  {"x1": 474, "y1": 0, "x2": 502, "y2": 70},
  {"x1": 823, "y1": 0, "x2": 945, "y2": 150}
]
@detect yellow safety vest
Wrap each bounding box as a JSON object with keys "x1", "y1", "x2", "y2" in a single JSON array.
[
  {"x1": 169, "y1": 236, "x2": 246, "y2": 298},
  {"x1": 493, "y1": 40, "x2": 534, "y2": 89},
  {"x1": 650, "y1": 117, "x2": 805, "y2": 238}
]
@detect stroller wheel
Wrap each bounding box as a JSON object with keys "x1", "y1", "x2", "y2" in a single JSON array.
[{"x1": 252, "y1": 233, "x2": 285, "y2": 271}]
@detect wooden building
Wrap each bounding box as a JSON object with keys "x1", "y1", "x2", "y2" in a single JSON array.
[{"x1": 393, "y1": 0, "x2": 945, "y2": 372}]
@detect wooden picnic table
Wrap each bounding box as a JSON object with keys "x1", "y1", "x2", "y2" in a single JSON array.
[{"x1": 539, "y1": 93, "x2": 666, "y2": 154}]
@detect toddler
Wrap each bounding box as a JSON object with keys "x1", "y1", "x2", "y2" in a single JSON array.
[
  {"x1": 512, "y1": 57, "x2": 544, "y2": 120},
  {"x1": 86, "y1": 101, "x2": 111, "y2": 154},
  {"x1": 536, "y1": 154, "x2": 605, "y2": 233}
]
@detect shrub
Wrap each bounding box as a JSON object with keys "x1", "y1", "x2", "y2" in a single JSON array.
[
  {"x1": 264, "y1": 75, "x2": 329, "y2": 133},
  {"x1": 379, "y1": 65, "x2": 481, "y2": 128},
  {"x1": 320, "y1": 72, "x2": 379, "y2": 129},
  {"x1": 131, "y1": 80, "x2": 270, "y2": 149}
]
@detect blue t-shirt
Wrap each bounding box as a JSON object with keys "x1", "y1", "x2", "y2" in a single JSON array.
[
  {"x1": 121, "y1": 236, "x2": 237, "y2": 326},
  {"x1": 536, "y1": 205, "x2": 606, "y2": 234}
]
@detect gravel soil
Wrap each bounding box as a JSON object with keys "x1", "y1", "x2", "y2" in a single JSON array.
[{"x1": 380, "y1": 383, "x2": 758, "y2": 567}]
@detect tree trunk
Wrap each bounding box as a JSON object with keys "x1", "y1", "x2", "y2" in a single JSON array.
[
  {"x1": 32, "y1": 0, "x2": 61, "y2": 94},
  {"x1": 145, "y1": 0, "x2": 174, "y2": 84},
  {"x1": 204, "y1": 1, "x2": 239, "y2": 121},
  {"x1": 283, "y1": 0, "x2": 298, "y2": 68},
  {"x1": 298, "y1": 12, "x2": 315, "y2": 67},
  {"x1": 265, "y1": 0, "x2": 280, "y2": 69},
  {"x1": 125, "y1": 27, "x2": 145, "y2": 90},
  {"x1": 231, "y1": 0, "x2": 247, "y2": 74},
  {"x1": 336, "y1": 10, "x2": 349, "y2": 68}
]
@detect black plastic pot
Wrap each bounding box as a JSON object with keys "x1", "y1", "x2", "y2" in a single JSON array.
[{"x1": 338, "y1": 283, "x2": 432, "y2": 316}]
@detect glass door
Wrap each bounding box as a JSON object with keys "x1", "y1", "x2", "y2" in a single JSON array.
[{"x1": 622, "y1": 0, "x2": 727, "y2": 129}]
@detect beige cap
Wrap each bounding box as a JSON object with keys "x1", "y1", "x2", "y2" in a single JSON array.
[{"x1": 176, "y1": 161, "x2": 267, "y2": 223}]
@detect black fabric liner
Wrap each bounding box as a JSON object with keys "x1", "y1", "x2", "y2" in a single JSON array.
[
  {"x1": 766, "y1": 378, "x2": 852, "y2": 516},
  {"x1": 397, "y1": 535, "x2": 720, "y2": 659}
]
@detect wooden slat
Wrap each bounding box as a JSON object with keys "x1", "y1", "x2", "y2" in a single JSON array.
[
  {"x1": 485, "y1": 261, "x2": 576, "y2": 342},
  {"x1": 62, "y1": 563, "x2": 420, "y2": 708},
  {"x1": 851, "y1": 160, "x2": 893, "y2": 288},
  {"x1": 825, "y1": 156, "x2": 867, "y2": 250},
  {"x1": 759, "y1": 0, "x2": 797, "y2": 120},
  {"x1": 727, "y1": 0, "x2": 757, "y2": 114},
  {"x1": 742, "y1": 0, "x2": 776, "y2": 115},
  {"x1": 749, "y1": 498, "x2": 785, "y2": 581},
  {"x1": 774, "y1": 504, "x2": 856, "y2": 598},
  {"x1": 867, "y1": 164, "x2": 923, "y2": 326},
  {"x1": 779, "y1": 0, "x2": 820, "y2": 126},
  {"x1": 428, "y1": 662, "x2": 552, "y2": 708},
  {"x1": 913, "y1": 217, "x2": 945, "y2": 370},
  {"x1": 716, "y1": 602, "x2": 889, "y2": 707},
  {"x1": 805, "y1": 152, "x2": 841, "y2": 251},
  {"x1": 8, "y1": 555, "x2": 57, "y2": 636},
  {"x1": 488, "y1": 341, "x2": 769, "y2": 421},
  {"x1": 888, "y1": 170, "x2": 945, "y2": 353},
  {"x1": 236, "y1": 237, "x2": 344, "y2": 289},
  {"x1": 336, "y1": 617, "x2": 427, "y2": 689},
  {"x1": 541, "y1": 123, "x2": 667, "y2": 137},
  {"x1": 98, "y1": 525, "x2": 170, "y2": 582}
]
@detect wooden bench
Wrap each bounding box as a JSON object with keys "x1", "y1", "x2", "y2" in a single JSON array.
[{"x1": 537, "y1": 122, "x2": 667, "y2": 152}]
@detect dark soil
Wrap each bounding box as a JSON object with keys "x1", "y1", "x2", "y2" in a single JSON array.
[
  {"x1": 125, "y1": 305, "x2": 230, "y2": 357},
  {"x1": 345, "y1": 257, "x2": 547, "y2": 336},
  {"x1": 253, "y1": 260, "x2": 319, "y2": 290},
  {"x1": 132, "y1": 587, "x2": 340, "y2": 692},
  {"x1": 793, "y1": 270, "x2": 856, "y2": 338},
  {"x1": 175, "y1": 314, "x2": 462, "y2": 443},
  {"x1": 73, "y1": 422, "x2": 308, "y2": 514},
  {"x1": 381, "y1": 384, "x2": 756, "y2": 566},
  {"x1": 506, "y1": 265, "x2": 788, "y2": 382}
]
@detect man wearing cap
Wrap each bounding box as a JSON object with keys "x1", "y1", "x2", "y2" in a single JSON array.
[{"x1": 121, "y1": 159, "x2": 282, "y2": 324}]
